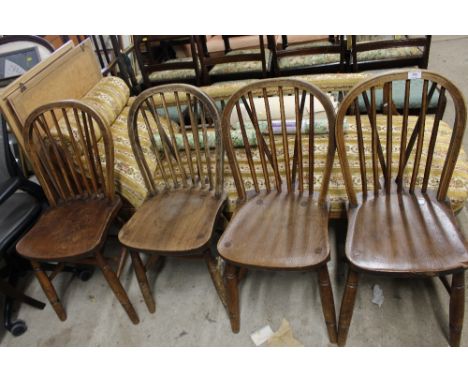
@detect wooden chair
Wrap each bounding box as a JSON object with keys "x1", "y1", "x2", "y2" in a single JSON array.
[
  {"x1": 269, "y1": 35, "x2": 347, "y2": 77},
  {"x1": 133, "y1": 35, "x2": 201, "y2": 88},
  {"x1": 217, "y1": 79, "x2": 338, "y2": 342},
  {"x1": 350, "y1": 35, "x2": 431, "y2": 72},
  {"x1": 16, "y1": 101, "x2": 150, "y2": 324},
  {"x1": 196, "y1": 35, "x2": 272, "y2": 84},
  {"x1": 335, "y1": 70, "x2": 468, "y2": 346},
  {"x1": 118, "y1": 84, "x2": 228, "y2": 315}
]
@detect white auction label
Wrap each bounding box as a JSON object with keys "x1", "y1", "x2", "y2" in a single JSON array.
[{"x1": 408, "y1": 71, "x2": 422, "y2": 79}]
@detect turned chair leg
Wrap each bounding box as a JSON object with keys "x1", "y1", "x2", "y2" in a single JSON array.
[
  {"x1": 129, "y1": 250, "x2": 155, "y2": 314},
  {"x1": 224, "y1": 262, "x2": 240, "y2": 333},
  {"x1": 204, "y1": 251, "x2": 227, "y2": 308},
  {"x1": 95, "y1": 252, "x2": 140, "y2": 325},
  {"x1": 449, "y1": 271, "x2": 465, "y2": 347},
  {"x1": 317, "y1": 265, "x2": 338, "y2": 344},
  {"x1": 30, "y1": 260, "x2": 67, "y2": 321},
  {"x1": 337, "y1": 268, "x2": 359, "y2": 346}
]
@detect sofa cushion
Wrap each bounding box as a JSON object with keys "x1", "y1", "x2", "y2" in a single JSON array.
[{"x1": 109, "y1": 109, "x2": 468, "y2": 219}]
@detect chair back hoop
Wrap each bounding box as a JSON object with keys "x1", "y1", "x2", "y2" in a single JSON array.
[
  {"x1": 24, "y1": 100, "x2": 115, "y2": 207},
  {"x1": 221, "y1": 78, "x2": 337, "y2": 205},
  {"x1": 127, "y1": 83, "x2": 223, "y2": 197},
  {"x1": 335, "y1": 69, "x2": 467, "y2": 207}
]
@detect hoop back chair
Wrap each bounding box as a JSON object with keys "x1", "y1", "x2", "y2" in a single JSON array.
[
  {"x1": 335, "y1": 70, "x2": 468, "y2": 346},
  {"x1": 217, "y1": 79, "x2": 338, "y2": 342},
  {"x1": 16, "y1": 101, "x2": 145, "y2": 324},
  {"x1": 118, "y1": 84, "x2": 228, "y2": 314}
]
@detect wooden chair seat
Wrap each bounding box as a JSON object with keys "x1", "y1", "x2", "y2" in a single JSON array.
[
  {"x1": 17, "y1": 198, "x2": 121, "y2": 261},
  {"x1": 346, "y1": 190, "x2": 468, "y2": 275},
  {"x1": 218, "y1": 191, "x2": 329, "y2": 270},
  {"x1": 119, "y1": 188, "x2": 226, "y2": 254}
]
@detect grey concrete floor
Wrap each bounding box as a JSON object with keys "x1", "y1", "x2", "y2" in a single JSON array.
[{"x1": 2, "y1": 36, "x2": 468, "y2": 347}]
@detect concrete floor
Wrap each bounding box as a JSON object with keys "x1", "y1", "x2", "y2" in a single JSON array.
[{"x1": 2, "y1": 35, "x2": 468, "y2": 347}]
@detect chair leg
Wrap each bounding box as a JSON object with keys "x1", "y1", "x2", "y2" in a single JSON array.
[
  {"x1": 129, "y1": 250, "x2": 155, "y2": 314},
  {"x1": 337, "y1": 268, "x2": 359, "y2": 346},
  {"x1": 449, "y1": 271, "x2": 465, "y2": 347},
  {"x1": 204, "y1": 252, "x2": 227, "y2": 308},
  {"x1": 317, "y1": 265, "x2": 338, "y2": 344},
  {"x1": 224, "y1": 262, "x2": 240, "y2": 333},
  {"x1": 95, "y1": 252, "x2": 140, "y2": 325},
  {"x1": 30, "y1": 260, "x2": 67, "y2": 321}
]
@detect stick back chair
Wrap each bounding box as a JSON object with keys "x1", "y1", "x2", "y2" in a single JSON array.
[
  {"x1": 335, "y1": 70, "x2": 468, "y2": 346},
  {"x1": 217, "y1": 78, "x2": 338, "y2": 342},
  {"x1": 118, "y1": 84, "x2": 228, "y2": 315},
  {"x1": 16, "y1": 101, "x2": 149, "y2": 325}
]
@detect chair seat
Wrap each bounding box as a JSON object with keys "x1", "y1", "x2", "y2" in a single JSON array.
[
  {"x1": 16, "y1": 197, "x2": 121, "y2": 261},
  {"x1": 278, "y1": 53, "x2": 341, "y2": 71},
  {"x1": 346, "y1": 190, "x2": 468, "y2": 275},
  {"x1": 217, "y1": 191, "x2": 330, "y2": 270},
  {"x1": 0, "y1": 192, "x2": 41, "y2": 251},
  {"x1": 118, "y1": 188, "x2": 226, "y2": 254},
  {"x1": 148, "y1": 57, "x2": 198, "y2": 82},
  {"x1": 210, "y1": 49, "x2": 272, "y2": 76},
  {"x1": 356, "y1": 46, "x2": 423, "y2": 62}
]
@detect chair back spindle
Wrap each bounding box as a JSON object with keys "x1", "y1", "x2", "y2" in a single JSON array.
[
  {"x1": 335, "y1": 70, "x2": 466, "y2": 206},
  {"x1": 127, "y1": 84, "x2": 223, "y2": 198},
  {"x1": 222, "y1": 78, "x2": 336, "y2": 206},
  {"x1": 24, "y1": 101, "x2": 114, "y2": 206}
]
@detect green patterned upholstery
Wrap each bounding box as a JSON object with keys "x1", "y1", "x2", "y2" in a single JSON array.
[
  {"x1": 356, "y1": 47, "x2": 423, "y2": 62},
  {"x1": 148, "y1": 57, "x2": 198, "y2": 82},
  {"x1": 209, "y1": 49, "x2": 272, "y2": 76},
  {"x1": 278, "y1": 53, "x2": 341, "y2": 70}
]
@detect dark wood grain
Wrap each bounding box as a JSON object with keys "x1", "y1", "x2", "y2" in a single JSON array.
[
  {"x1": 16, "y1": 101, "x2": 142, "y2": 324},
  {"x1": 218, "y1": 78, "x2": 337, "y2": 342},
  {"x1": 335, "y1": 69, "x2": 468, "y2": 346},
  {"x1": 119, "y1": 84, "x2": 228, "y2": 318}
]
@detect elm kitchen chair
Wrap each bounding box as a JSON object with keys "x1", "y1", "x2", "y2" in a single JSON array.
[
  {"x1": 16, "y1": 101, "x2": 151, "y2": 324},
  {"x1": 217, "y1": 78, "x2": 338, "y2": 342},
  {"x1": 335, "y1": 70, "x2": 468, "y2": 346},
  {"x1": 118, "y1": 84, "x2": 228, "y2": 316}
]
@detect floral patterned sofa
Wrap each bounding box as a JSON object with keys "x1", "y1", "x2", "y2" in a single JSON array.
[{"x1": 82, "y1": 75, "x2": 468, "y2": 219}]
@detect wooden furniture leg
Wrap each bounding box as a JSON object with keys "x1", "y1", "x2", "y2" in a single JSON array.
[
  {"x1": 449, "y1": 271, "x2": 465, "y2": 347},
  {"x1": 30, "y1": 260, "x2": 66, "y2": 321},
  {"x1": 317, "y1": 265, "x2": 338, "y2": 344},
  {"x1": 337, "y1": 269, "x2": 359, "y2": 346},
  {"x1": 204, "y1": 251, "x2": 227, "y2": 308},
  {"x1": 224, "y1": 262, "x2": 240, "y2": 333},
  {"x1": 116, "y1": 247, "x2": 129, "y2": 279},
  {"x1": 129, "y1": 250, "x2": 155, "y2": 313},
  {"x1": 95, "y1": 252, "x2": 140, "y2": 324}
]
